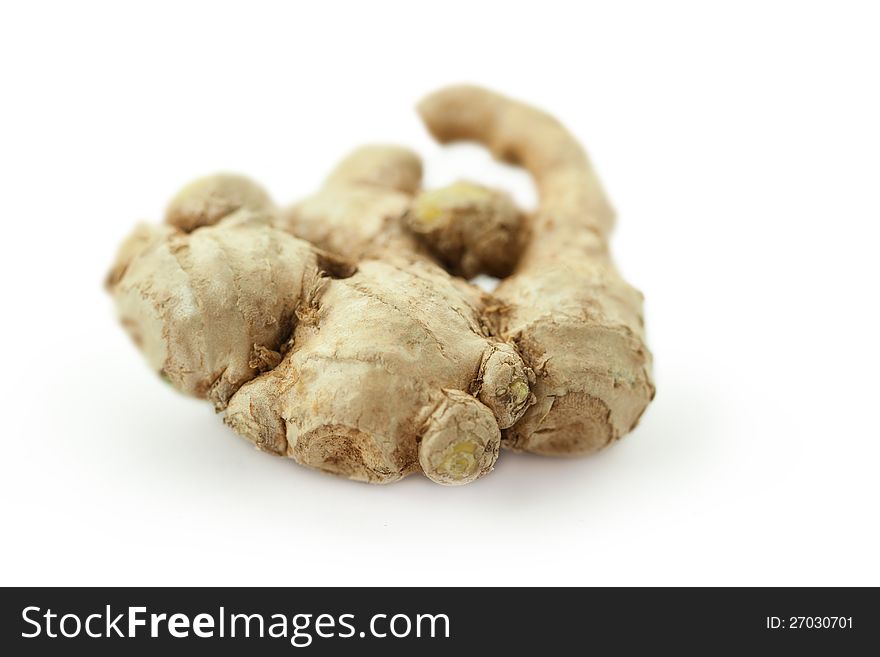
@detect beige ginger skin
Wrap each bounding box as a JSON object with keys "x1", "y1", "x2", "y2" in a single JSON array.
[
  {"x1": 280, "y1": 145, "x2": 525, "y2": 278},
  {"x1": 417, "y1": 86, "x2": 654, "y2": 454},
  {"x1": 109, "y1": 147, "x2": 533, "y2": 485},
  {"x1": 107, "y1": 85, "x2": 653, "y2": 484}
]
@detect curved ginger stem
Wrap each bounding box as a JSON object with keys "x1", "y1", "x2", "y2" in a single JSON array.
[{"x1": 417, "y1": 85, "x2": 615, "y2": 243}]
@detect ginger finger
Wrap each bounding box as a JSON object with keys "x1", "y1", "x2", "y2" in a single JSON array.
[
  {"x1": 419, "y1": 85, "x2": 654, "y2": 455},
  {"x1": 407, "y1": 181, "x2": 524, "y2": 278},
  {"x1": 165, "y1": 173, "x2": 275, "y2": 232},
  {"x1": 278, "y1": 145, "x2": 427, "y2": 260}
]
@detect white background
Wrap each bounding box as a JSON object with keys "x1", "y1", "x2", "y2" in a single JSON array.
[{"x1": 1, "y1": 1, "x2": 878, "y2": 586}]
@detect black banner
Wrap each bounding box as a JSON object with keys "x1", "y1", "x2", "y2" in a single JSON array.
[{"x1": 1, "y1": 587, "x2": 875, "y2": 654}]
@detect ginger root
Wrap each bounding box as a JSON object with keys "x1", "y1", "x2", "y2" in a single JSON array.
[
  {"x1": 407, "y1": 181, "x2": 523, "y2": 278},
  {"x1": 418, "y1": 85, "x2": 655, "y2": 454},
  {"x1": 279, "y1": 145, "x2": 523, "y2": 278},
  {"x1": 109, "y1": 151, "x2": 533, "y2": 484},
  {"x1": 107, "y1": 85, "x2": 653, "y2": 484}
]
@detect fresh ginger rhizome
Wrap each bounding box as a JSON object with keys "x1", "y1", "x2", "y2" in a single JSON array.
[{"x1": 107, "y1": 86, "x2": 654, "y2": 485}]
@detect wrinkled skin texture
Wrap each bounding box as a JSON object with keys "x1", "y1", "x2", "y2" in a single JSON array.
[
  {"x1": 407, "y1": 181, "x2": 524, "y2": 278},
  {"x1": 108, "y1": 146, "x2": 533, "y2": 485},
  {"x1": 278, "y1": 145, "x2": 523, "y2": 277},
  {"x1": 225, "y1": 257, "x2": 527, "y2": 483},
  {"x1": 418, "y1": 86, "x2": 654, "y2": 454},
  {"x1": 107, "y1": 85, "x2": 653, "y2": 484}
]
